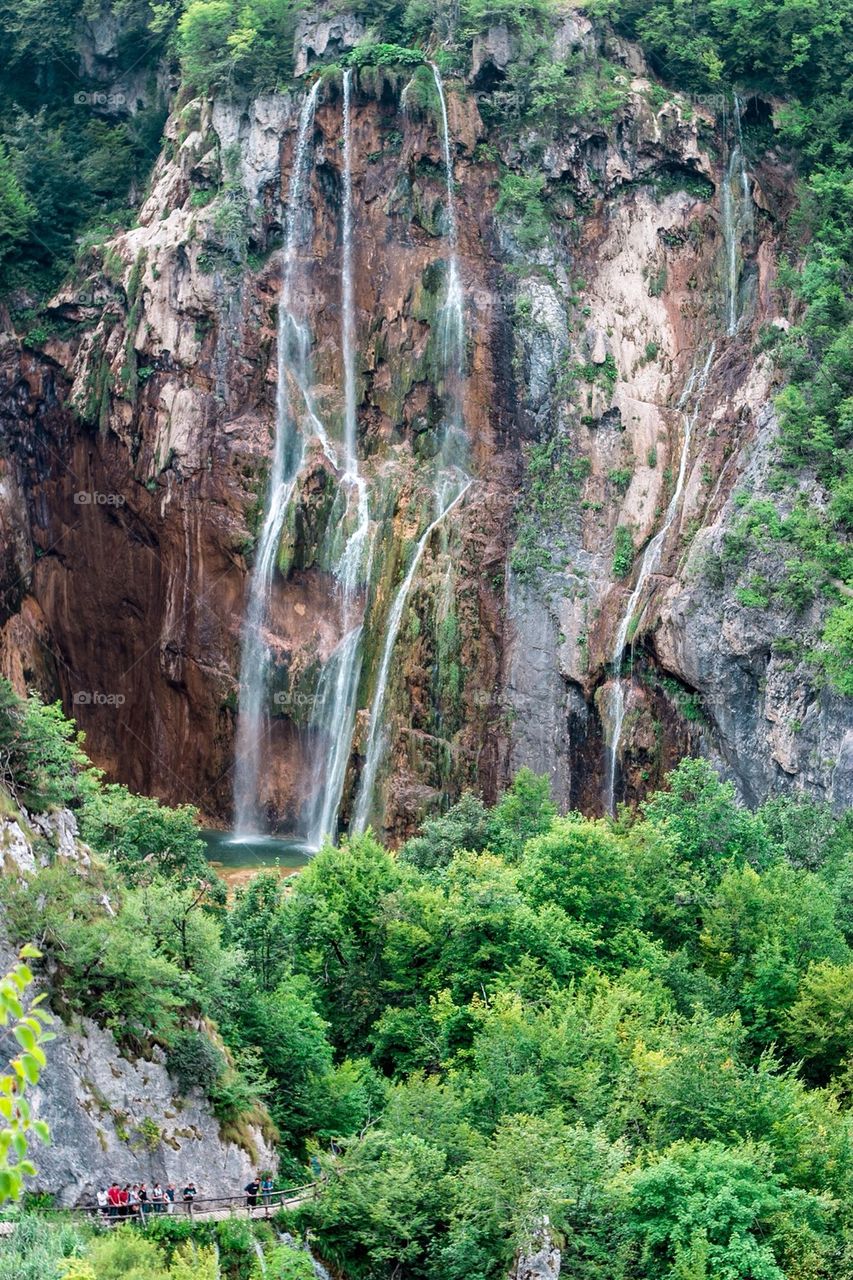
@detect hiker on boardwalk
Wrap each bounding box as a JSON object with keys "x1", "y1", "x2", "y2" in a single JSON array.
[
  {"x1": 152, "y1": 1183, "x2": 166, "y2": 1214},
  {"x1": 166, "y1": 1184, "x2": 176, "y2": 1212},
  {"x1": 96, "y1": 1187, "x2": 109, "y2": 1219},
  {"x1": 261, "y1": 1174, "x2": 274, "y2": 1206},
  {"x1": 182, "y1": 1181, "x2": 197, "y2": 1213},
  {"x1": 245, "y1": 1176, "x2": 260, "y2": 1208}
]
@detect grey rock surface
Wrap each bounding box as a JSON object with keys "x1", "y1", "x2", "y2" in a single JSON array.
[
  {"x1": 0, "y1": 814, "x2": 276, "y2": 1207},
  {"x1": 28, "y1": 1016, "x2": 276, "y2": 1207},
  {"x1": 294, "y1": 11, "x2": 365, "y2": 77}
]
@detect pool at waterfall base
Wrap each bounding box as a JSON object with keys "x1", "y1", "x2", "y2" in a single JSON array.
[{"x1": 202, "y1": 830, "x2": 315, "y2": 889}]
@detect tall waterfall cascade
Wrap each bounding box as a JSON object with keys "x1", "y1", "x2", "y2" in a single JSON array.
[
  {"x1": 351, "y1": 63, "x2": 471, "y2": 833},
  {"x1": 303, "y1": 68, "x2": 374, "y2": 847},
  {"x1": 235, "y1": 67, "x2": 471, "y2": 843},
  {"x1": 233, "y1": 81, "x2": 320, "y2": 838}
]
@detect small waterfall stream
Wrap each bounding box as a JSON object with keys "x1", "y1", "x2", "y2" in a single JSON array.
[
  {"x1": 721, "y1": 94, "x2": 755, "y2": 335},
  {"x1": 602, "y1": 96, "x2": 755, "y2": 814},
  {"x1": 234, "y1": 81, "x2": 320, "y2": 837},
  {"x1": 252, "y1": 1239, "x2": 267, "y2": 1276},
  {"x1": 603, "y1": 344, "x2": 716, "y2": 814},
  {"x1": 351, "y1": 63, "x2": 470, "y2": 832}
]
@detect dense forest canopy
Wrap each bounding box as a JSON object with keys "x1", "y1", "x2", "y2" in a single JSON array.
[{"x1": 2, "y1": 681, "x2": 853, "y2": 1277}]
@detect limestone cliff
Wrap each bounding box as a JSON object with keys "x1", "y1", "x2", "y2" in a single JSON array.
[
  {"x1": 0, "y1": 7, "x2": 849, "y2": 837},
  {"x1": 0, "y1": 809, "x2": 276, "y2": 1206}
]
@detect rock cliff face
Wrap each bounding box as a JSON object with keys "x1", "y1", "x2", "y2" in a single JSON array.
[
  {"x1": 0, "y1": 810, "x2": 276, "y2": 1205},
  {"x1": 0, "y1": 10, "x2": 849, "y2": 836}
]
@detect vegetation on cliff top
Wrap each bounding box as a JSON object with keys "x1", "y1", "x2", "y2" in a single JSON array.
[{"x1": 2, "y1": 684, "x2": 853, "y2": 1278}]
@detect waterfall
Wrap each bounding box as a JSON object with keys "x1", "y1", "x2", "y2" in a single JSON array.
[
  {"x1": 350, "y1": 62, "x2": 470, "y2": 833},
  {"x1": 233, "y1": 81, "x2": 320, "y2": 837},
  {"x1": 303, "y1": 69, "x2": 373, "y2": 847},
  {"x1": 603, "y1": 345, "x2": 716, "y2": 814},
  {"x1": 431, "y1": 61, "x2": 467, "y2": 487},
  {"x1": 253, "y1": 1239, "x2": 267, "y2": 1277},
  {"x1": 352, "y1": 480, "x2": 472, "y2": 831},
  {"x1": 721, "y1": 94, "x2": 755, "y2": 336}
]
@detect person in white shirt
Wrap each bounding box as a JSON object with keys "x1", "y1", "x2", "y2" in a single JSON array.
[{"x1": 96, "y1": 1187, "x2": 109, "y2": 1219}]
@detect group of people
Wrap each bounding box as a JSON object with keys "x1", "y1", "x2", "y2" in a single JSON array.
[
  {"x1": 96, "y1": 1181, "x2": 197, "y2": 1218},
  {"x1": 244, "y1": 1174, "x2": 275, "y2": 1208}
]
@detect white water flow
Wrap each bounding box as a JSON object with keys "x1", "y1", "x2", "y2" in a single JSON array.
[
  {"x1": 603, "y1": 344, "x2": 716, "y2": 814},
  {"x1": 431, "y1": 61, "x2": 467, "y2": 482},
  {"x1": 722, "y1": 94, "x2": 755, "y2": 336},
  {"x1": 351, "y1": 64, "x2": 470, "y2": 832},
  {"x1": 353, "y1": 480, "x2": 472, "y2": 831},
  {"x1": 253, "y1": 1240, "x2": 267, "y2": 1277},
  {"x1": 233, "y1": 81, "x2": 320, "y2": 837},
  {"x1": 303, "y1": 69, "x2": 373, "y2": 847}
]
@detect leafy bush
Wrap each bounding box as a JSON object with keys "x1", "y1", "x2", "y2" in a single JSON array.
[
  {"x1": 495, "y1": 172, "x2": 550, "y2": 248},
  {"x1": 612, "y1": 525, "x2": 634, "y2": 577},
  {"x1": 0, "y1": 680, "x2": 96, "y2": 811},
  {"x1": 166, "y1": 1030, "x2": 226, "y2": 1096},
  {"x1": 177, "y1": 0, "x2": 301, "y2": 94},
  {"x1": 79, "y1": 783, "x2": 211, "y2": 887},
  {"x1": 345, "y1": 41, "x2": 424, "y2": 67}
]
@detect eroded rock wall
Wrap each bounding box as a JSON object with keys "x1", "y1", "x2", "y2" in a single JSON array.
[{"x1": 0, "y1": 15, "x2": 849, "y2": 832}]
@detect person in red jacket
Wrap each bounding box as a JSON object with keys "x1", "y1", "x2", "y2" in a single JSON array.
[
  {"x1": 107, "y1": 1182, "x2": 122, "y2": 1220},
  {"x1": 119, "y1": 1184, "x2": 130, "y2": 1219}
]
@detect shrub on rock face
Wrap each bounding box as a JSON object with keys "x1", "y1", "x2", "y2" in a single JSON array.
[
  {"x1": 165, "y1": 1029, "x2": 226, "y2": 1096},
  {"x1": 0, "y1": 680, "x2": 95, "y2": 812}
]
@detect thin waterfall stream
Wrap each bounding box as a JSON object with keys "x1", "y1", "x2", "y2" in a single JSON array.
[
  {"x1": 351, "y1": 63, "x2": 470, "y2": 832},
  {"x1": 603, "y1": 344, "x2": 716, "y2": 815},
  {"x1": 602, "y1": 98, "x2": 755, "y2": 814},
  {"x1": 722, "y1": 94, "x2": 755, "y2": 335},
  {"x1": 233, "y1": 81, "x2": 320, "y2": 838}
]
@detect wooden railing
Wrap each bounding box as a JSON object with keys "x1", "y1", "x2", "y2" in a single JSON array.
[{"x1": 35, "y1": 1183, "x2": 317, "y2": 1224}]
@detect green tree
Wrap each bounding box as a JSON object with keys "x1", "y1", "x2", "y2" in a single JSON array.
[
  {"x1": 304, "y1": 1130, "x2": 449, "y2": 1280},
  {"x1": 227, "y1": 870, "x2": 288, "y2": 991},
  {"x1": 0, "y1": 681, "x2": 96, "y2": 811},
  {"x1": 641, "y1": 758, "x2": 770, "y2": 871},
  {"x1": 488, "y1": 768, "x2": 556, "y2": 861},
  {"x1": 519, "y1": 816, "x2": 642, "y2": 968},
  {"x1": 783, "y1": 961, "x2": 853, "y2": 1082},
  {"x1": 80, "y1": 783, "x2": 211, "y2": 887},
  {"x1": 621, "y1": 1140, "x2": 816, "y2": 1280},
  {"x1": 283, "y1": 834, "x2": 406, "y2": 1050},
  {"x1": 0, "y1": 947, "x2": 52, "y2": 1202},
  {"x1": 440, "y1": 1114, "x2": 626, "y2": 1280},
  {"x1": 400, "y1": 792, "x2": 492, "y2": 873},
  {"x1": 0, "y1": 140, "x2": 31, "y2": 264}
]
